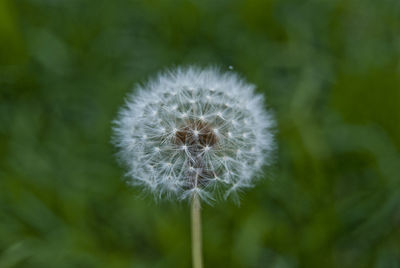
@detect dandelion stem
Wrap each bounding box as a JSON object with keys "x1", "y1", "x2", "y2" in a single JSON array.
[{"x1": 191, "y1": 193, "x2": 203, "y2": 268}]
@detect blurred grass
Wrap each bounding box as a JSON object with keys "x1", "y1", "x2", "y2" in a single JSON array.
[{"x1": 1, "y1": 0, "x2": 400, "y2": 267}]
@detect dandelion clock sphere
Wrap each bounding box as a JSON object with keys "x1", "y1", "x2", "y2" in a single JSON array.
[{"x1": 113, "y1": 66, "x2": 275, "y2": 202}]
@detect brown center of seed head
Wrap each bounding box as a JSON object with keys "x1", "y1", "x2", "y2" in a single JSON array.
[
  {"x1": 174, "y1": 119, "x2": 219, "y2": 187},
  {"x1": 175, "y1": 119, "x2": 218, "y2": 147}
]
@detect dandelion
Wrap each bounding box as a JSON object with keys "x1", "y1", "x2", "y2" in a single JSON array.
[{"x1": 112, "y1": 66, "x2": 275, "y2": 268}]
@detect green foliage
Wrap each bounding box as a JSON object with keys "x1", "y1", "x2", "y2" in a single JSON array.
[{"x1": 1, "y1": 0, "x2": 399, "y2": 267}]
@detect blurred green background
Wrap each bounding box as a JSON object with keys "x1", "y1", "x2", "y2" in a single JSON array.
[{"x1": 1, "y1": 0, "x2": 400, "y2": 267}]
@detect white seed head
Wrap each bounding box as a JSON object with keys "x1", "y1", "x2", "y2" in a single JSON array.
[{"x1": 113, "y1": 66, "x2": 275, "y2": 202}]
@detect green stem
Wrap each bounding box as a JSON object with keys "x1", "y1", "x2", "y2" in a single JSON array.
[{"x1": 191, "y1": 193, "x2": 203, "y2": 268}]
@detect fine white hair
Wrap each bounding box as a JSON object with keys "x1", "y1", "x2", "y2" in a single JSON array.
[{"x1": 113, "y1": 66, "x2": 275, "y2": 202}]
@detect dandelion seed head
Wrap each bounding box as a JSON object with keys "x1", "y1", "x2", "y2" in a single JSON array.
[{"x1": 113, "y1": 66, "x2": 275, "y2": 202}]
